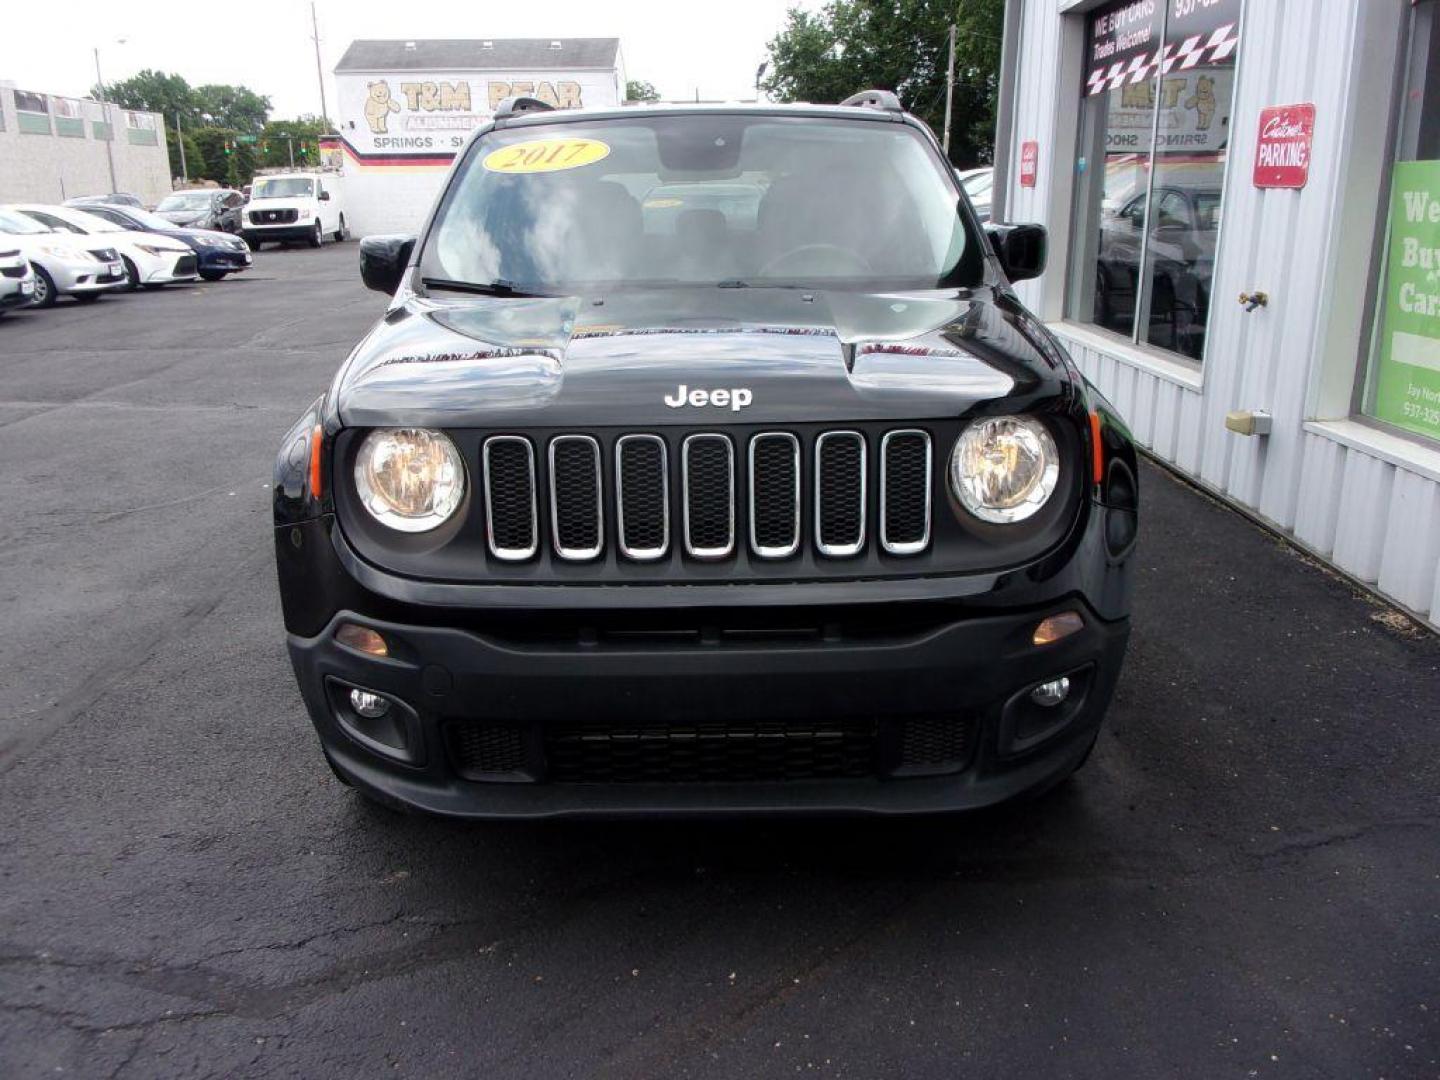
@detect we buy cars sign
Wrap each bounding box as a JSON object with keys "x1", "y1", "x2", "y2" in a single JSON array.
[{"x1": 1254, "y1": 103, "x2": 1315, "y2": 189}]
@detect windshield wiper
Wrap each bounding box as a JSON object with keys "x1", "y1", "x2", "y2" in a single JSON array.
[
  {"x1": 421, "y1": 277, "x2": 549, "y2": 298},
  {"x1": 716, "y1": 280, "x2": 817, "y2": 291}
]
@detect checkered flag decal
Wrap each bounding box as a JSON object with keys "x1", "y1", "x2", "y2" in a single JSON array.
[{"x1": 1085, "y1": 22, "x2": 1239, "y2": 96}]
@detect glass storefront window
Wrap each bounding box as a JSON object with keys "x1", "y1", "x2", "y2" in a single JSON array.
[
  {"x1": 1067, "y1": 0, "x2": 1242, "y2": 364},
  {"x1": 1361, "y1": 0, "x2": 1440, "y2": 444}
]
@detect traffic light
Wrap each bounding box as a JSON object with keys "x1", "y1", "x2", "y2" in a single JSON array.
[{"x1": 223, "y1": 139, "x2": 232, "y2": 155}]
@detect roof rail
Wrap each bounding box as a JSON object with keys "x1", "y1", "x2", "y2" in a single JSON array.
[
  {"x1": 494, "y1": 95, "x2": 556, "y2": 121},
  {"x1": 839, "y1": 89, "x2": 903, "y2": 113}
]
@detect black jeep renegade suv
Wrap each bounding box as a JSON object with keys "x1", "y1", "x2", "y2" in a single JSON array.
[{"x1": 272, "y1": 91, "x2": 1139, "y2": 818}]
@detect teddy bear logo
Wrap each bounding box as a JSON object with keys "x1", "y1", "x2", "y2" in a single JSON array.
[
  {"x1": 364, "y1": 81, "x2": 401, "y2": 135},
  {"x1": 1184, "y1": 75, "x2": 1217, "y2": 132}
]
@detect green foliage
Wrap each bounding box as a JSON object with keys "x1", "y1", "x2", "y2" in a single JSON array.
[
  {"x1": 762, "y1": 0, "x2": 1004, "y2": 166},
  {"x1": 625, "y1": 80, "x2": 661, "y2": 103},
  {"x1": 169, "y1": 130, "x2": 206, "y2": 181},
  {"x1": 258, "y1": 116, "x2": 329, "y2": 168},
  {"x1": 194, "y1": 84, "x2": 271, "y2": 134},
  {"x1": 190, "y1": 127, "x2": 257, "y2": 187},
  {"x1": 95, "y1": 69, "x2": 274, "y2": 175}
]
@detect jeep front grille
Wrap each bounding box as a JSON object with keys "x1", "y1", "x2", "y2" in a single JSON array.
[
  {"x1": 816, "y1": 431, "x2": 866, "y2": 556},
  {"x1": 482, "y1": 436, "x2": 538, "y2": 560},
  {"x1": 476, "y1": 427, "x2": 933, "y2": 565},
  {"x1": 548, "y1": 435, "x2": 603, "y2": 560},
  {"x1": 682, "y1": 434, "x2": 735, "y2": 559},
  {"x1": 616, "y1": 435, "x2": 668, "y2": 560},
  {"x1": 880, "y1": 430, "x2": 932, "y2": 555}
]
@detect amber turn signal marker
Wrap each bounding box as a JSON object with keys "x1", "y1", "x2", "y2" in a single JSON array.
[
  {"x1": 1033, "y1": 611, "x2": 1084, "y2": 647},
  {"x1": 308, "y1": 424, "x2": 324, "y2": 499},
  {"x1": 335, "y1": 623, "x2": 388, "y2": 657},
  {"x1": 1089, "y1": 411, "x2": 1105, "y2": 485}
]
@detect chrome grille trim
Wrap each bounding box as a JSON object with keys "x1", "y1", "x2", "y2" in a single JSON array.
[
  {"x1": 548, "y1": 434, "x2": 604, "y2": 561},
  {"x1": 481, "y1": 435, "x2": 538, "y2": 561},
  {"x1": 880, "y1": 429, "x2": 933, "y2": 556},
  {"x1": 748, "y1": 432, "x2": 801, "y2": 559},
  {"x1": 814, "y1": 430, "x2": 866, "y2": 557},
  {"x1": 615, "y1": 434, "x2": 669, "y2": 561},
  {"x1": 681, "y1": 433, "x2": 735, "y2": 560}
]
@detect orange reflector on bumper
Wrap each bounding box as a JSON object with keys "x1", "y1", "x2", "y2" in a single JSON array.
[
  {"x1": 335, "y1": 623, "x2": 389, "y2": 657},
  {"x1": 309, "y1": 424, "x2": 323, "y2": 499},
  {"x1": 1089, "y1": 411, "x2": 1105, "y2": 485},
  {"x1": 1033, "y1": 611, "x2": 1084, "y2": 647}
]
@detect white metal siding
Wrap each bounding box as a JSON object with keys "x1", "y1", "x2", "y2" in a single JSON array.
[{"x1": 1006, "y1": 0, "x2": 1440, "y2": 629}]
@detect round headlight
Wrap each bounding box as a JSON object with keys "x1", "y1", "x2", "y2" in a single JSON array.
[
  {"x1": 354, "y1": 428, "x2": 465, "y2": 532},
  {"x1": 949, "y1": 416, "x2": 1059, "y2": 523}
]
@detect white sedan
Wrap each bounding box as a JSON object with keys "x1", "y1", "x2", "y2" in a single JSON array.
[
  {"x1": 0, "y1": 207, "x2": 127, "y2": 307},
  {"x1": 7, "y1": 203, "x2": 199, "y2": 291}
]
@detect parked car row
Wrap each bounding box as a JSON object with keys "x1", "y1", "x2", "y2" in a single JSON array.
[{"x1": 0, "y1": 200, "x2": 251, "y2": 312}]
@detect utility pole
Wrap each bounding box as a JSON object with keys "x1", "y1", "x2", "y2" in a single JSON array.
[
  {"x1": 311, "y1": 2, "x2": 330, "y2": 130},
  {"x1": 175, "y1": 114, "x2": 187, "y2": 181},
  {"x1": 93, "y1": 47, "x2": 120, "y2": 194},
  {"x1": 942, "y1": 23, "x2": 956, "y2": 158},
  {"x1": 755, "y1": 62, "x2": 767, "y2": 103}
]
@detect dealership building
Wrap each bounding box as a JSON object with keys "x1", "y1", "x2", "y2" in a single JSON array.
[
  {"x1": 329, "y1": 37, "x2": 625, "y2": 235},
  {"x1": 993, "y1": 0, "x2": 1440, "y2": 629},
  {"x1": 0, "y1": 83, "x2": 171, "y2": 205}
]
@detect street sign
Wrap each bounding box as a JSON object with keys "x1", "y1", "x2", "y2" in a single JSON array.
[
  {"x1": 1020, "y1": 141, "x2": 1038, "y2": 188},
  {"x1": 236, "y1": 134, "x2": 258, "y2": 144},
  {"x1": 1253, "y1": 103, "x2": 1315, "y2": 189}
]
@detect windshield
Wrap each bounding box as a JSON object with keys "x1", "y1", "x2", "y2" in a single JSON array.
[
  {"x1": 118, "y1": 207, "x2": 184, "y2": 231},
  {"x1": 423, "y1": 115, "x2": 977, "y2": 292},
  {"x1": 58, "y1": 209, "x2": 122, "y2": 233},
  {"x1": 0, "y1": 209, "x2": 51, "y2": 234},
  {"x1": 157, "y1": 192, "x2": 215, "y2": 210},
  {"x1": 252, "y1": 177, "x2": 314, "y2": 200}
]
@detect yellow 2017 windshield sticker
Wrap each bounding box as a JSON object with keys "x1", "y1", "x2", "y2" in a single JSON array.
[{"x1": 482, "y1": 138, "x2": 610, "y2": 174}]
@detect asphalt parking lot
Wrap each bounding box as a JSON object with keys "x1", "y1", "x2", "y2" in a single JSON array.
[{"x1": 1, "y1": 244, "x2": 1437, "y2": 1079}]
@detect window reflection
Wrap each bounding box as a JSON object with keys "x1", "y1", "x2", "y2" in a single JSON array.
[{"x1": 1070, "y1": 0, "x2": 1240, "y2": 365}]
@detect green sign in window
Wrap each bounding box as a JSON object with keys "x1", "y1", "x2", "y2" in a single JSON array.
[{"x1": 1372, "y1": 160, "x2": 1440, "y2": 441}]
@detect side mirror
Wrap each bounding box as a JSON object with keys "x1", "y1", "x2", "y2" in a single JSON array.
[
  {"x1": 984, "y1": 223, "x2": 1047, "y2": 282},
  {"x1": 318, "y1": 190, "x2": 331, "y2": 201},
  {"x1": 359, "y1": 234, "x2": 416, "y2": 294}
]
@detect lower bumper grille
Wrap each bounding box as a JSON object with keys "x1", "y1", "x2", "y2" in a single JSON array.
[
  {"x1": 445, "y1": 713, "x2": 975, "y2": 784},
  {"x1": 174, "y1": 254, "x2": 197, "y2": 276},
  {"x1": 545, "y1": 717, "x2": 877, "y2": 783}
]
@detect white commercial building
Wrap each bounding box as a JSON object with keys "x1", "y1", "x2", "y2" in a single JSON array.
[
  {"x1": 0, "y1": 84, "x2": 171, "y2": 205},
  {"x1": 329, "y1": 38, "x2": 625, "y2": 236},
  {"x1": 994, "y1": 0, "x2": 1440, "y2": 629}
]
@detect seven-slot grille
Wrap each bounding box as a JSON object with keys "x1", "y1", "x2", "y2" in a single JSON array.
[{"x1": 480, "y1": 429, "x2": 933, "y2": 563}]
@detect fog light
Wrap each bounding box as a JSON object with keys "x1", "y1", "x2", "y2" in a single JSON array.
[
  {"x1": 1033, "y1": 611, "x2": 1083, "y2": 646},
  {"x1": 1029, "y1": 677, "x2": 1070, "y2": 708},
  {"x1": 336, "y1": 623, "x2": 388, "y2": 657},
  {"x1": 350, "y1": 689, "x2": 391, "y2": 719}
]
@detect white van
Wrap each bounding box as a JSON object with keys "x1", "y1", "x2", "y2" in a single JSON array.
[{"x1": 242, "y1": 173, "x2": 348, "y2": 250}]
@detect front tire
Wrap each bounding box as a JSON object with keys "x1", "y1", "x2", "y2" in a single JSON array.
[
  {"x1": 245, "y1": 234, "x2": 263, "y2": 251},
  {"x1": 121, "y1": 256, "x2": 140, "y2": 291},
  {"x1": 75, "y1": 292, "x2": 102, "y2": 304},
  {"x1": 199, "y1": 269, "x2": 227, "y2": 282},
  {"x1": 308, "y1": 221, "x2": 324, "y2": 248},
  {"x1": 333, "y1": 215, "x2": 347, "y2": 243},
  {"x1": 30, "y1": 264, "x2": 56, "y2": 308}
]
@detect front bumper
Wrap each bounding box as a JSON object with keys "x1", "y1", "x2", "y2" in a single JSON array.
[
  {"x1": 288, "y1": 599, "x2": 1129, "y2": 819},
  {"x1": 245, "y1": 223, "x2": 314, "y2": 242},
  {"x1": 142, "y1": 252, "x2": 200, "y2": 284},
  {"x1": 195, "y1": 247, "x2": 252, "y2": 273},
  {"x1": 0, "y1": 273, "x2": 35, "y2": 308},
  {"x1": 51, "y1": 258, "x2": 127, "y2": 294}
]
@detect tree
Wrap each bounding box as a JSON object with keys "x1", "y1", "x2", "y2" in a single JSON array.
[
  {"x1": 625, "y1": 80, "x2": 660, "y2": 103},
  {"x1": 258, "y1": 116, "x2": 328, "y2": 169},
  {"x1": 762, "y1": 0, "x2": 1004, "y2": 166},
  {"x1": 169, "y1": 130, "x2": 206, "y2": 182},
  {"x1": 194, "y1": 84, "x2": 271, "y2": 134},
  {"x1": 96, "y1": 69, "x2": 199, "y2": 129},
  {"x1": 190, "y1": 127, "x2": 256, "y2": 187}
]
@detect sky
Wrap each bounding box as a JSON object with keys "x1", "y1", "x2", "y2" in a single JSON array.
[{"x1": 0, "y1": 0, "x2": 811, "y2": 119}]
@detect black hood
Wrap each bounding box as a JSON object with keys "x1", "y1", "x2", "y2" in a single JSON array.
[{"x1": 334, "y1": 286, "x2": 1066, "y2": 429}]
